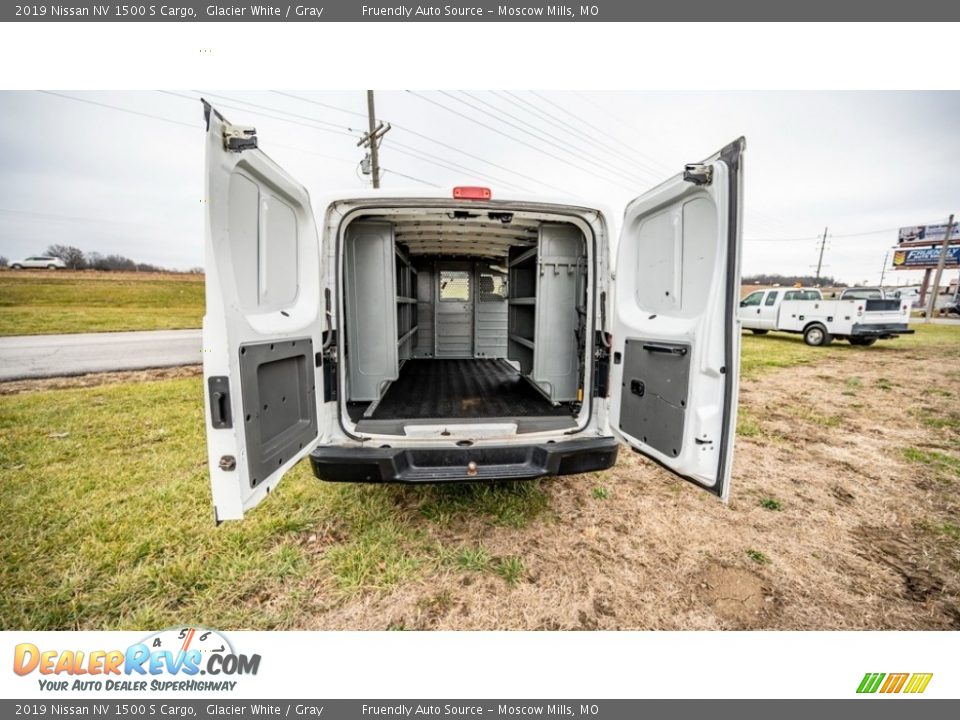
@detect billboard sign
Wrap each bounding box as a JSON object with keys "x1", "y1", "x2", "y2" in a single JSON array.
[
  {"x1": 892, "y1": 245, "x2": 960, "y2": 269},
  {"x1": 898, "y1": 222, "x2": 958, "y2": 246}
]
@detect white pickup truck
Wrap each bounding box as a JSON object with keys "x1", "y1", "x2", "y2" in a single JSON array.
[{"x1": 739, "y1": 287, "x2": 913, "y2": 346}]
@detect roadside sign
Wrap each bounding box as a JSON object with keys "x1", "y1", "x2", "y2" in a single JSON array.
[
  {"x1": 898, "y1": 222, "x2": 958, "y2": 247},
  {"x1": 892, "y1": 245, "x2": 960, "y2": 269}
]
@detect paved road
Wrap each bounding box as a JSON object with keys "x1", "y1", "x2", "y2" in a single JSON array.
[{"x1": 0, "y1": 329, "x2": 202, "y2": 381}]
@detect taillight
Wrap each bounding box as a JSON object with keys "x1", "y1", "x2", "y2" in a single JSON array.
[{"x1": 453, "y1": 186, "x2": 492, "y2": 200}]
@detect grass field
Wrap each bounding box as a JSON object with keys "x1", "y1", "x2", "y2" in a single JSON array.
[
  {"x1": 739, "y1": 322, "x2": 960, "y2": 378},
  {"x1": 1, "y1": 326, "x2": 958, "y2": 630},
  {"x1": 0, "y1": 271, "x2": 204, "y2": 336}
]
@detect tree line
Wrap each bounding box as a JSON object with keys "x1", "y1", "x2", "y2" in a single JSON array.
[
  {"x1": 742, "y1": 273, "x2": 842, "y2": 287},
  {"x1": 0, "y1": 244, "x2": 202, "y2": 274}
]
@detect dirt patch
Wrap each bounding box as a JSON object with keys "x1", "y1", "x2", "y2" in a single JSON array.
[
  {"x1": 0, "y1": 365, "x2": 201, "y2": 395},
  {"x1": 854, "y1": 526, "x2": 946, "y2": 602},
  {"x1": 699, "y1": 566, "x2": 770, "y2": 627}
]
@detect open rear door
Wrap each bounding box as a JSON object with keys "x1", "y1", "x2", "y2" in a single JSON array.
[
  {"x1": 609, "y1": 138, "x2": 744, "y2": 500},
  {"x1": 202, "y1": 102, "x2": 325, "y2": 521}
]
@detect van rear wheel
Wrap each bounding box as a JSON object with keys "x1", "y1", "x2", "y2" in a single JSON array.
[
  {"x1": 803, "y1": 324, "x2": 832, "y2": 347},
  {"x1": 849, "y1": 337, "x2": 877, "y2": 347}
]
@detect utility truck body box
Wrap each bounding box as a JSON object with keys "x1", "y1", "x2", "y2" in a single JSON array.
[
  {"x1": 201, "y1": 102, "x2": 746, "y2": 520},
  {"x1": 739, "y1": 287, "x2": 912, "y2": 346}
]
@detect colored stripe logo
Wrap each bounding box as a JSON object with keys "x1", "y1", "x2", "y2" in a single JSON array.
[{"x1": 857, "y1": 672, "x2": 933, "y2": 694}]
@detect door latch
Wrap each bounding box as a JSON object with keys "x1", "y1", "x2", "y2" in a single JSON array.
[
  {"x1": 630, "y1": 379, "x2": 645, "y2": 397},
  {"x1": 223, "y1": 123, "x2": 258, "y2": 152},
  {"x1": 683, "y1": 163, "x2": 713, "y2": 186},
  {"x1": 208, "y1": 376, "x2": 233, "y2": 428}
]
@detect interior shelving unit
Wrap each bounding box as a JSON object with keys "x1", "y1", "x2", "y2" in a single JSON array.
[
  {"x1": 507, "y1": 224, "x2": 584, "y2": 404},
  {"x1": 395, "y1": 244, "x2": 418, "y2": 361},
  {"x1": 507, "y1": 245, "x2": 538, "y2": 375}
]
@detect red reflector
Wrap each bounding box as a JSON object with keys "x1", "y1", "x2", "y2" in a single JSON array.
[{"x1": 453, "y1": 186, "x2": 492, "y2": 200}]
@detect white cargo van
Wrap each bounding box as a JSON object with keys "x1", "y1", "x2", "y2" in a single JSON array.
[{"x1": 202, "y1": 103, "x2": 745, "y2": 520}]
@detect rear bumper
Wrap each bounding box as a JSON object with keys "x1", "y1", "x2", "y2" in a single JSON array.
[
  {"x1": 850, "y1": 322, "x2": 914, "y2": 337},
  {"x1": 309, "y1": 437, "x2": 620, "y2": 483}
]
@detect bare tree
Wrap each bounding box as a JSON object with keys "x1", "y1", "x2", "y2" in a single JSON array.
[
  {"x1": 45, "y1": 244, "x2": 87, "y2": 270},
  {"x1": 742, "y1": 273, "x2": 841, "y2": 288},
  {"x1": 0, "y1": 256, "x2": 8, "y2": 268}
]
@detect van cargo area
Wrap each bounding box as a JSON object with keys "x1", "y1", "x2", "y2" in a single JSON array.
[{"x1": 339, "y1": 208, "x2": 591, "y2": 436}]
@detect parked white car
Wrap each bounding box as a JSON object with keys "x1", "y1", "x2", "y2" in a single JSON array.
[
  {"x1": 201, "y1": 103, "x2": 746, "y2": 520},
  {"x1": 9, "y1": 255, "x2": 66, "y2": 270}
]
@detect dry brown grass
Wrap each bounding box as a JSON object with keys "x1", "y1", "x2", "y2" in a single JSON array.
[
  {"x1": 0, "y1": 269, "x2": 203, "y2": 282},
  {"x1": 304, "y1": 344, "x2": 960, "y2": 630},
  {"x1": 0, "y1": 365, "x2": 201, "y2": 395}
]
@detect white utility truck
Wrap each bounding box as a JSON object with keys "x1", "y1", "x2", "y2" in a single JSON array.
[
  {"x1": 739, "y1": 287, "x2": 912, "y2": 346},
  {"x1": 202, "y1": 102, "x2": 746, "y2": 520}
]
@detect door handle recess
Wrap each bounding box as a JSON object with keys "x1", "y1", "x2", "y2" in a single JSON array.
[{"x1": 642, "y1": 343, "x2": 688, "y2": 357}]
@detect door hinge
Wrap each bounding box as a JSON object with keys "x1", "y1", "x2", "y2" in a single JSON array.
[
  {"x1": 683, "y1": 163, "x2": 713, "y2": 186},
  {"x1": 223, "y1": 123, "x2": 258, "y2": 152}
]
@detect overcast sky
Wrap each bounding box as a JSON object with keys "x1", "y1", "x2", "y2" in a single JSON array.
[{"x1": 0, "y1": 90, "x2": 957, "y2": 285}]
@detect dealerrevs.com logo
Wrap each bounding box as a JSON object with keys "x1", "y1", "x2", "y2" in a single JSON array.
[{"x1": 13, "y1": 628, "x2": 260, "y2": 692}]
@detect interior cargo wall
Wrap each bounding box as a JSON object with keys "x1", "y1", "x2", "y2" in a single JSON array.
[
  {"x1": 508, "y1": 223, "x2": 586, "y2": 403},
  {"x1": 413, "y1": 260, "x2": 435, "y2": 358},
  {"x1": 475, "y1": 262, "x2": 508, "y2": 358},
  {"x1": 344, "y1": 221, "x2": 401, "y2": 401}
]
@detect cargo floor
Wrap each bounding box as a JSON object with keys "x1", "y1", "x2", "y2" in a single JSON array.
[{"x1": 347, "y1": 359, "x2": 574, "y2": 422}]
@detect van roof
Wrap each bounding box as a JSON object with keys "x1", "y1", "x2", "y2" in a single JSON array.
[{"x1": 313, "y1": 187, "x2": 619, "y2": 219}]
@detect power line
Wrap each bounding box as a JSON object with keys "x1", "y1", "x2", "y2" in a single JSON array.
[
  {"x1": 381, "y1": 168, "x2": 441, "y2": 187},
  {"x1": 190, "y1": 90, "x2": 357, "y2": 136},
  {"x1": 37, "y1": 91, "x2": 198, "y2": 129},
  {"x1": 553, "y1": 91, "x2": 678, "y2": 176},
  {"x1": 276, "y1": 90, "x2": 573, "y2": 194},
  {"x1": 160, "y1": 90, "x2": 356, "y2": 141},
  {"x1": 408, "y1": 91, "x2": 635, "y2": 194},
  {"x1": 382, "y1": 140, "x2": 528, "y2": 192},
  {"x1": 564, "y1": 90, "x2": 813, "y2": 238},
  {"x1": 456, "y1": 91, "x2": 657, "y2": 189},
  {"x1": 431, "y1": 90, "x2": 639, "y2": 193},
  {"x1": 830, "y1": 227, "x2": 899, "y2": 238},
  {"x1": 745, "y1": 235, "x2": 823, "y2": 243},
  {"x1": 506, "y1": 91, "x2": 667, "y2": 184},
  {"x1": 270, "y1": 91, "x2": 368, "y2": 120},
  {"x1": 193, "y1": 93, "x2": 540, "y2": 195}
]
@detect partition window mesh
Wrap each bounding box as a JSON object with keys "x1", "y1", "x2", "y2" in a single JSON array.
[
  {"x1": 439, "y1": 270, "x2": 471, "y2": 301},
  {"x1": 478, "y1": 272, "x2": 507, "y2": 302}
]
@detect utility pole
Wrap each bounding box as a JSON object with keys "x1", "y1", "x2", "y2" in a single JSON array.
[
  {"x1": 357, "y1": 90, "x2": 391, "y2": 189},
  {"x1": 879, "y1": 250, "x2": 889, "y2": 287},
  {"x1": 814, "y1": 226, "x2": 829, "y2": 282},
  {"x1": 924, "y1": 213, "x2": 955, "y2": 323}
]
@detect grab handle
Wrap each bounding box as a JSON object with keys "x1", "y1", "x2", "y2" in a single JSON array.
[{"x1": 642, "y1": 343, "x2": 688, "y2": 357}]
